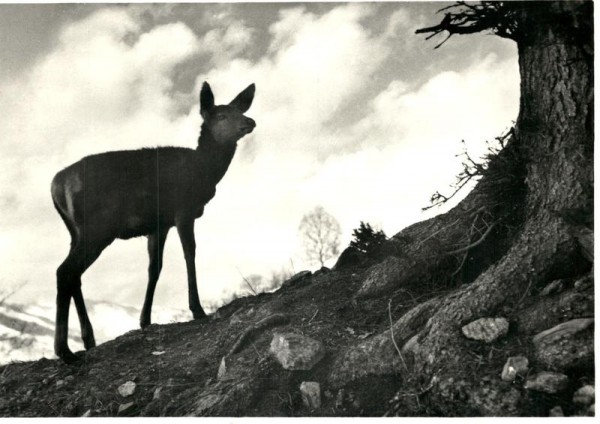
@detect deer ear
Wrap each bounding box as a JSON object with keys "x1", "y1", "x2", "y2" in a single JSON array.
[
  {"x1": 200, "y1": 82, "x2": 215, "y2": 118},
  {"x1": 229, "y1": 83, "x2": 255, "y2": 113}
]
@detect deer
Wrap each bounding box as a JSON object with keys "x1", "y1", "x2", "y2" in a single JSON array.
[{"x1": 50, "y1": 82, "x2": 256, "y2": 363}]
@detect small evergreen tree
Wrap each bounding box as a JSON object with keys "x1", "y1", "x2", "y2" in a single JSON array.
[{"x1": 349, "y1": 222, "x2": 387, "y2": 257}]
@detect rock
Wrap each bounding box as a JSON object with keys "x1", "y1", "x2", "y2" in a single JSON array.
[
  {"x1": 573, "y1": 385, "x2": 595, "y2": 406},
  {"x1": 118, "y1": 381, "x2": 136, "y2": 397},
  {"x1": 356, "y1": 257, "x2": 402, "y2": 298},
  {"x1": 56, "y1": 380, "x2": 65, "y2": 388},
  {"x1": 117, "y1": 402, "x2": 134, "y2": 415},
  {"x1": 217, "y1": 357, "x2": 228, "y2": 380},
  {"x1": 461, "y1": 317, "x2": 509, "y2": 343},
  {"x1": 334, "y1": 246, "x2": 364, "y2": 270},
  {"x1": 574, "y1": 273, "x2": 593, "y2": 291},
  {"x1": 549, "y1": 406, "x2": 564, "y2": 417},
  {"x1": 532, "y1": 318, "x2": 594, "y2": 370},
  {"x1": 500, "y1": 356, "x2": 529, "y2": 382},
  {"x1": 153, "y1": 387, "x2": 162, "y2": 401},
  {"x1": 300, "y1": 381, "x2": 321, "y2": 409},
  {"x1": 335, "y1": 389, "x2": 345, "y2": 409},
  {"x1": 314, "y1": 267, "x2": 330, "y2": 276},
  {"x1": 329, "y1": 331, "x2": 401, "y2": 387},
  {"x1": 540, "y1": 279, "x2": 565, "y2": 296},
  {"x1": 516, "y1": 287, "x2": 593, "y2": 335},
  {"x1": 81, "y1": 409, "x2": 92, "y2": 417},
  {"x1": 524, "y1": 371, "x2": 568, "y2": 394},
  {"x1": 281, "y1": 271, "x2": 312, "y2": 290},
  {"x1": 270, "y1": 333, "x2": 325, "y2": 370},
  {"x1": 470, "y1": 383, "x2": 521, "y2": 416}
]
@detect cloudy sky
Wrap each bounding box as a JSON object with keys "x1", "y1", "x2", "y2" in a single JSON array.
[{"x1": 0, "y1": 2, "x2": 519, "y2": 321}]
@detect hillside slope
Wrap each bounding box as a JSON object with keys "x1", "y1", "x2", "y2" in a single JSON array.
[{"x1": 0, "y1": 238, "x2": 593, "y2": 416}]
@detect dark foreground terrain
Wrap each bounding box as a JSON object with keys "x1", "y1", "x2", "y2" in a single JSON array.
[{"x1": 0, "y1": 234, "x2": 594, "y2": 417}]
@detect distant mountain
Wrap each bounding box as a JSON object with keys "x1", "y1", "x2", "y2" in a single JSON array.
[{"x1": 0, "y1": 300, "x2": 188, "y2": 365}]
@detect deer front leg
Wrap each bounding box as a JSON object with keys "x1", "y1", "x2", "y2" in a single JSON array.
[
  {"x1": 140, "y1": 226, "x2": 170, "y2": 328},
  {"x1": 175, "y1": 216, "x2": 207, "y2": 319}
]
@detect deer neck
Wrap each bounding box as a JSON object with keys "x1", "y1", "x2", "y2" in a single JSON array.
[{"x1": 196, "y1": 126, "x2": 238, "y2": 185}]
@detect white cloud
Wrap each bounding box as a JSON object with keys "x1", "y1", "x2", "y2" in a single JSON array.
[{"x1": 0, "y1": 4, "x2": 519, "y2": 318}]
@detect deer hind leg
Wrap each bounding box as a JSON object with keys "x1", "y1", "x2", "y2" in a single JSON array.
[
  {"x1": 140, "y1": 226, "x2": 170, "y2": 328},
  {"x1": 55, "y1": 234, "x2": 111, "y2": 362},
  {"x1": 175, "y1": 216, "x2": 207, "y2": 319},
  {"x1": 73, "y1": 287, "x2": 95, "y2": 350}
]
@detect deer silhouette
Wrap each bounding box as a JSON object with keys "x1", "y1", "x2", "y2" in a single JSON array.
[{"x1": 51, "y1": 82, "x2": 256, "y2": 363}]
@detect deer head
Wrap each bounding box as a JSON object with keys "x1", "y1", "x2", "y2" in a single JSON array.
[{"x1": 199, "y1": 82, "x2": 256, "y2": 146}]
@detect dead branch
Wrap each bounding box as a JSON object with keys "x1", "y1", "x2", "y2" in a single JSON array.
[
  {"x1": 447, "y1": 222, "x2": 497, "y2": 255},
  {"x1": 388, "y1": 300, "x2": 408, "y2": 373},
  {"x1": 416, "y1": 2, "x2": 518, "y2": 48}
]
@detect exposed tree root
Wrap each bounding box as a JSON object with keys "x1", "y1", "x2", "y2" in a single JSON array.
[{"x1": 227, "y1": 313, "x2": 290, "y2": 357}]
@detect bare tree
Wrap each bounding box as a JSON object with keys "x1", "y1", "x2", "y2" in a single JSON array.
[{"x1": 298, "y1": 206, "x2": 342, "y2": 267}]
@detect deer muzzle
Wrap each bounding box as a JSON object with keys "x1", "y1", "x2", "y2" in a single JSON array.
[{"x1": 241, "y1": 118, "x2": 256, "y2": 135}]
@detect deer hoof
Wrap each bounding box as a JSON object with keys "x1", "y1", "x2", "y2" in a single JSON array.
[
  {"x1": 193, "y1": 311, "x2": 207, "y2": 320},
  {"x1": 58, "y1": 349, "x2": 81, "y2": 364},
  {"x1": 83, "y1": 338, "x2": 96, "y2": 350}
]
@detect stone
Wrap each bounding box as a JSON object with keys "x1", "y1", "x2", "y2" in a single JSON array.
[
  {"x1": 153, "y1": 387, "x2": 162, "y2": 401},
  {"x1": 300, "y1": 381, "x2": 321, "y2": 409},
  {"x1": 118, "y1": 381, "x2": 136, "y2": 397},
  {"x1": 329, "y1": 331, "x2": 401, "y2": 387},
  {"x1": 549, "y1": 406, "x2": 564, "y2": 417},
  {"x1": 217, "y1": 357, "x2": 228, "y2": 380},
  {"x1": 524, "y1": 371, "x2": 568, "y2": 394},
  {"x1": 470, "y1": 384, "x2": 521, "y2": 416},
  {"x1": 281, "y1": 271, "x2": 312, "y2": 290},
  {"x1": 117, "y1": 402, "x2": 134, "y2": 415},
  {"x1": 356, "y1": 257, "x2": 402, "y2": 298},
  {"x1": 335, "y1": 389, "x2": 345, "y2": 409},
  {"x1": 56, "y1": 380, "x2": 65, "y2": 388},
  {"x1": 461, "y1": 317, "x2": 509, "y2": 343},
  {"x1": 500, "y1": 356, "x2": 529, "y2": 382},
  {"x1": 334, "y1": 247, "x2": 363, "y2": 270},
  {"x1": 314, "y1": 267, "x2": 330, "y2": 276},
  {"x1": 533, "y1": 318, "x2": 594, "y2": 370},
  {"x1": 540, "y1": 279, "x2": 565, "y2": 296},
  {"x1": 81, "y1": 409, "x2": 92, "y2": 417},
  {"x1": 573, "y1": 385, "x2": 595, "y2": 406},
  {"x1": 270, "y1": 333, "x2": 325, "y2": 370}
]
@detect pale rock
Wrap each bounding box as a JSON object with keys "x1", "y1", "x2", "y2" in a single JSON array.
[
  {"x1": 300, "y1": 381, "x2": 321, "y2": 409},
  {"x1": 153, "y1": 387, "x2": 162, "y2": 401},
  {"x1": 462, "y1": 317, "x2": 509, "y2": 343},
  {"x1": 532, "y1": 318, "x2": 594, "y2": 370},
  {"x1": 524, "y1": 371, "x2": 568, "y2": 394},
  {"x1": 548, "y1": 406, "x2": 564, "y2": 417},
  {"x1": 81, "y1": 409, "x2": 92, "y2": 417},
  {"x1": 573, "y1": 385, "x2": 595, "y2": 406},
  {"x1": 118, "y1": 381, "x2": 136, "y2": 397},
  {"x1": 217, "y1": 357, "x2": 228, "y2": 380},
  {"x1": 270, "y1": 333, "x2": 325, "y2": 370},
  {"x1": 117, "y1": 402, "x2": 134, "y2": 415},
  {"x1": 500, "y1": 356, "x2": 529, "y2": 381},
  {"x1": 540, "y1": 279, "x2": 565, "y2": 296}
]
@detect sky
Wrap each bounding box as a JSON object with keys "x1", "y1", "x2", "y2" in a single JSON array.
[{"x1": 0, "y1": 2, "x2": 519, "y2": 322}]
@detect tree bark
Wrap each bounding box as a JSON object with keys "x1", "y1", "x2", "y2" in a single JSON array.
[{"x1": 383, "y1": 1, "x2": 593, "y2": 415}]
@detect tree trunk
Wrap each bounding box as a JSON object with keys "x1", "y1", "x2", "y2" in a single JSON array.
[{"x1": 380, "y1": 1, "x2": 593, "y2": 415}]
